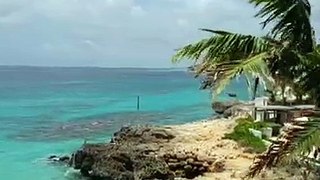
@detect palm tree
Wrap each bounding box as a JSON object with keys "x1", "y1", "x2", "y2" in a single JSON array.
[
  {"x1": 248, "y1": 46, "x2": 320, "y2": 178},
  {"x1": 300, "y1": 46, "x2": 320, "y2": 108},
  {"x1": 172, "y1": 0, "x2": 315, "y2": 103},
  {"x1": 172, "y1": 0, "x2": 320, "y2": 177}
]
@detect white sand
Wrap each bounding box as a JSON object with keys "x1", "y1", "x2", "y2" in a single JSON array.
[{"x1": 164, "y1": 118, "x2": 300, "y2": 180}]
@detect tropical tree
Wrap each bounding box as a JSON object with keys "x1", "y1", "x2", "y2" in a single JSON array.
[
  {"x1": 172, "y1": 29, "x2": 275, "y2": 99},
  {"x1": 172, "y1": 0, "x2": 320, "y2": 178},
  {"x1": 248, "y1": 46, "x2": 320, "y2": 178},
  {"x1": 172, "y1": 0, "x2": 315, "y2": 103},
  {"x1": 299, "y1": 46, "x2": 320, "y2": 108}
]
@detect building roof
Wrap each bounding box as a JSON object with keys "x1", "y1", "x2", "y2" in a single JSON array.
[
  {"x1": 255, "y1": 104, "x2": 315, "y2": 111},
  {"x1": 292, "y1": 105, "x2": 315, "y2": 109},
  {"x1": 255, "y1": 105, "x2": 293, "y2": 111}
]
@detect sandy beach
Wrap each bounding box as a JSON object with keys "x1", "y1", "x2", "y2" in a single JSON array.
[
  {"x1": 162, "y1": 117, "x2": 302, "y2": 179},
  {"x1": 68, "y1": 115, "x2": 303, "y2": 180},
  {"x1": 166, "y1": 118, "x2": 254, "y2": 179}
]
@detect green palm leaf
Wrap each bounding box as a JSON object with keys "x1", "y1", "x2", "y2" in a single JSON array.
[
  {"x1": 248, "y1": 118, "x2": 320, "y2": 178},
  {"x1": 172, "y1": 30, "x2": 274, "y2": 95},
  {"x1": 213, "y1": 52, "x2": 271, "y2": 95},
  {"x1": 172, "y1": 31, "x2": 272, "y2": 63},
  {"x1": 249, "y1": 0, "x2": 313, "y2": 53}
]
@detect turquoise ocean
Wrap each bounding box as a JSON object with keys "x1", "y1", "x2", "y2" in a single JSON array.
[{"x1": 0, "y1": 66, "x2": 250, "y2": 180}]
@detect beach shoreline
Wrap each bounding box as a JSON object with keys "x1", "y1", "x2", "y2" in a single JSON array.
[{"x1": 62, "y1": 116, "x2": 302, "y2": 180}]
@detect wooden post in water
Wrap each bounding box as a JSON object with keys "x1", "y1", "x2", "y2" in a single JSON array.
[{"x1": 137, "y1": 96, "x2": 140, "y2": 111}]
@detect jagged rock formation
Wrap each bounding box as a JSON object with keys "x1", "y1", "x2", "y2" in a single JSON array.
[
  {"x1": 211, "y1": 101, "x2": 239, "y2": 114},
  {"x1": 212, "y1": 101, "x2": 253, "y2": 118},
  {"x1": 48, "y1": 155, "x2": 71, "y2": 163},
  {"x1": 69, "y1": 125, "x2": 227, "y2": 179}
]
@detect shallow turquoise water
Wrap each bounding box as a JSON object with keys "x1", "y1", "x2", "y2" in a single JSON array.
[{"x1": 0, "y1": 66, "x2": 250, "y2": 179}]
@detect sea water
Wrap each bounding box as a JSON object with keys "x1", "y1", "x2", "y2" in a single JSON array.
[{"x1": 0, "y1": 66, "x2": 250, "y2": 180}]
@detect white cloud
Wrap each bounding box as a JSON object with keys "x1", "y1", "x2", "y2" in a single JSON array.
[
  {"x1": 177, "y1": 18, "x2": 189, "y2": 27},
  {"x1": 130, "y1": 5, "x2": 146, "y2": 16},
  {"x1": 0, "y1": 0, "x2": 319, "y2": 67}
]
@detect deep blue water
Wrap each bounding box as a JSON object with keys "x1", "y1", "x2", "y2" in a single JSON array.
[{"x1": 0, "y1": 66, "x2": 250, "y2": 179}]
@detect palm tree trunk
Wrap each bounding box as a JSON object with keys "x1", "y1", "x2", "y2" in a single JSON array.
[
  {"x1": 297, "y1": 94, "x2": 303, "y2": 104},
  {"x1": 252, "y1": 77, "x2": 259, "y2": 100},
  {"x1": 281, "y1": 85, "x2": 286, "y2": 105},
  {"x1": 312, "y1": 90, "x2": 320, "y2": 117},
  {"x1": 314, "y1": 91, "x2": 320, "y2": 110}
]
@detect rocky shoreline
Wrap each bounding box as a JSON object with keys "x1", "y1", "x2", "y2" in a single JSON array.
[
  {"x1": 69, "y1": 124, "x2": 222, "y2": 179},
  {"x1": 52, "y1": 117, "x2": 304, "y2": 180}
]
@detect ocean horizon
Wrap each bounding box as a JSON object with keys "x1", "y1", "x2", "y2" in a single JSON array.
[
  {"x1": 0, "y1": 66, "x2": 249, "y2": 179},
  {"x1": 0, "y1": 65, "x2": 189, "y2": 70}
]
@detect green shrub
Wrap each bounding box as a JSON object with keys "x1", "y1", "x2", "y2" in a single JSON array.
[{"x1": 224, "y1": 117, "x2": 267, "y2": 153}]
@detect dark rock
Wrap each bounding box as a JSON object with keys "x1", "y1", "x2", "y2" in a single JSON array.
[
  {"x1": 168, "y1": 162, "x2": 181, "y2": 169},
  {"x1": 211, "y1": 101, "x2": 241, "y2": 114},
  {"x1": 206, "y1": 157, "x2": 217, "y2": 164},
  {"x1": 223, "y1": 107, "x2": 233, "y2": 118},
  {"x1": 70, "y1": 143, "x2": 174, "y2": 180},
  {"x1": 212, "y1": 159, "x2": 226, "y2": 172},
  {"x1": 227, "y1": 93, "x2": 237, "y2": 98},
  {"x1": 223, "y1": 104, "x2": 254, "y2": 118},
  {"x1": 134, "y1": 156, "x2": 174, "y2": 180},
  {"x1": 184, "y1": 165, "x2": 193, "y2": 171},
  {"x1": 111, "y1": 126, "x2": 175, "y2": 144},
  {"x1": 69, "y1": 126, "x2": 176, "y2": 180},
  {"x1": 59, "y1": 156, "x2": 70, "y2": 162},
  {"x1": 49, "y1": 155, "x2": 58, "y2": 159},
  {"x1": 67, "y1": 125, "x2": 211, "y2": 180},
  {"x1": 192, "y1": 161, "x2": 204, "y2": 166},
  {"x1": 184, "y1": 165, "x2": 196, "y2": 179},
  {"x1": 48, "y1": 155, "x2": 70, "y2": 164},
  {"x1": 174, "y1": 170, "x2": 184, "y2": 177}
]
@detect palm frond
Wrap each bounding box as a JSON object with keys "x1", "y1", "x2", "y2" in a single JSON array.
[
  {"x1": 285, "y1": 120, "x2": 320, "y2": 163},
  {"x1": 247, "y1": 118, "x2": 320, "y2": 178},
  {"x1": 172, "y1": 31, "x2": 272, "y2": 64},
  {"x1": 213, "y1": 52, "x2": 270, "y2": 95},
  {"x1": 199, "y1": 29, "x2": 232, "y2": 35},
  {"x1": 172, "y1": 31, "x2": 275, "y2": 96},
  {"x1": 249, "y1": 0, "x2": 313, "y2": 53}
]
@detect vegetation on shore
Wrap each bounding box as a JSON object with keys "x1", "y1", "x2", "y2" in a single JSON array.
[
  {"x1": 248, "y1": 117, "x2": 320, "y2": 178},
  {"x1": 224, "y1": 117, "x2": 267, "y2": 153},
  {"x1": 172, "y1": 0, "x2": 320, "y2": 178}
]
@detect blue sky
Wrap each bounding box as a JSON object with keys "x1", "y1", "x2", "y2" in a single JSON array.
[{"x1": 0, "y1": 0, "x2": 319, "y2": 67}]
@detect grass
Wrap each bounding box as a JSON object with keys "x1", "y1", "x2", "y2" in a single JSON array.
[{"x1": 224, "y1": 117, "x2": 268, "y2": 153}]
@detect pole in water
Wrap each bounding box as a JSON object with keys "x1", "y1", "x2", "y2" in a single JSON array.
[{"x1": 137, "y1": 96, "x2": 140, "y2": 111}]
